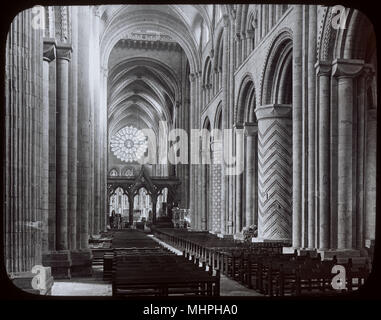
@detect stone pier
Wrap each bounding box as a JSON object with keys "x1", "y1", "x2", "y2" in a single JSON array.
[{"x1": 256, "y1": 104, "x2": 292, "y2": 242}]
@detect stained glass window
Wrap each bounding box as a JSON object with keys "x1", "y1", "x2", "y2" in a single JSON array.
[{"x1": 110, "y1": 126, "x2": 148, "y2": 163}]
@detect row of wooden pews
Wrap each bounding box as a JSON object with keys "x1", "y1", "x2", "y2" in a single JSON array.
[
  {"x1": 104, "y1": 229, "x2": 220, "y2": 297},
  {"x1": 152, "y1": 228, "x2": 371, "y2": 296}
]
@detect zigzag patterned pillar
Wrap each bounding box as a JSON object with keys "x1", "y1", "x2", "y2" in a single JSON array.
[{"x1": 256, "y1": 104, "x2": 292, "y2": 242}]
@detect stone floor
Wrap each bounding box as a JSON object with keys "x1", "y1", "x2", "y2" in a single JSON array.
[
  {"x1": 52, "y1": 270, "x2": 260, "y2": 296},
  {"x1": 51, "y1": 235, "x2": 262, "y2": 296},
  {"x1": 52, "y1": 266, "x2": 112, "y2": 296}
]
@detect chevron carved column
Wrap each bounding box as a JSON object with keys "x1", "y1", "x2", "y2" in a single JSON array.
[{"x1": 256, "y1": 104, "x2": 292, "y2": 242}]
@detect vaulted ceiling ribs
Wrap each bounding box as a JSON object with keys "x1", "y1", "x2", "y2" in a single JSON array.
[{"x1": 107, "y1": 57, "x2": 181, "y2": 138}]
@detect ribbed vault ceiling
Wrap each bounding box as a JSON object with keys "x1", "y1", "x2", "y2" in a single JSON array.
[{"x1": 102, "y1": 5, "x2": 231, "y2": 146}]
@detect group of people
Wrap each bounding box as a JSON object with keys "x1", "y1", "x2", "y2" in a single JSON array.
[
  {"x1": 242, "y1": 224, "x2": 258, "y2": 243},
  {"x1": 109, "y1": 211, "x2": 123, "y2": 229}
]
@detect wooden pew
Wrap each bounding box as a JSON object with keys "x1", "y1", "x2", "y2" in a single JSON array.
[{"x1": 112, "y1": 253, "x2": 219, "y2": 296}]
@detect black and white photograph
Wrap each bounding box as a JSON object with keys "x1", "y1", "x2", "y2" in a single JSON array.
[{"x1": 1, "y1": 1, "x2": 379, "y2": 306}]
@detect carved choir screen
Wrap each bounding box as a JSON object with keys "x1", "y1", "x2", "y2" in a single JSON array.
[{"x1": 107, "y1": 167, "x2": 180, "y2": 225}]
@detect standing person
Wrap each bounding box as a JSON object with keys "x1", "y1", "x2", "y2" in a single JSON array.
[
  {"x1": 117, "y1": 214, "x2": 121, "y2": 229},
  {"x1": 111, "y1": 210, "x2": 115, "y2": 229}
]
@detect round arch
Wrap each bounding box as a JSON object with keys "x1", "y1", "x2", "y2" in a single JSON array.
[
  {"x1": 100, "y1": 7, "x2": 201, "y2": 75},
  {"x1": 260, "y1": 29, "x2": 293, "y2": 105},
  {"x1": 235, "y1": 74, "x2": 257, "y2": 124}
]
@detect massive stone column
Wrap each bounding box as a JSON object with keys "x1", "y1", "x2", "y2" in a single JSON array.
[
  {"x1": 332, "y1": 59, "x2": 364, "y2": 250},
  {"x1": 48, "y1": 48, "x2": 57, "y2": 253},
  {"x1": 101, "y1": 66, "x2": 109, "y2": 232},
  {"x1": 68, "y1": 6, "x2": 78, "y2": 251},
  {"x1": 292, "y1": 5, "x2": 303, "y2": 248},
  {"x1": 228, "y1": 16, "x2": 236, "y2": 235},
  {"x1": 355, "y1": 67, "x2": 372, "y2": 250},
  {"x1": 256, "y1": 104, "x2": 292, "y2": 242},
  {"x1": 221, "y1": 15, "x2": 230, "y2": 235},
  {"x1": 234, "y1": 123, "x2": 244, "y2": 233},
  {"x1": 201, "y1": 140, "x2": 210, "y2": 230},
  {"x1": 365, "y1": 101, "x2": 377, "y2": 243},
  {"x1": 196, "y1": 72, "x2": 204, "y2": 230},
  {"x1": 42, "y1": 40, "x2": 56, "y2": 254},
  {"x1": 92, "y1": 8, "x2": 102, "y2": 236},
  {"x1": 244, "y1": 123, "x2": 258, "y2": 228},
  {"x1": 55, "y1": 44, "x2": 72, "y2": 251},
  {"x1": 189, "y1": 73, "x2": 197, "y2": 229},
  {"x1": 316, "y1": 61, "x2": 331, "y2": 250},
  {"x1": 72, "y1": 6, "x2": 93, "y2": 276},
  {"x1": 5, "y1": 10, "x2": 43, "y2": 272},
  {"x1": 42, "y1": 42, "x2": 73, "y2": 279},
  {"x1": 307, "y1": 5, "x2": 317, "y2": 249}
]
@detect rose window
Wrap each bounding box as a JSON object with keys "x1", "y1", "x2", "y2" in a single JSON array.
[{"x1": 110, "y1": 126, "x2": 147, "y2": 163}]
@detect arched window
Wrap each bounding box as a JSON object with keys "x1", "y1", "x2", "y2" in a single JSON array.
[
  {"x1": 123, "y1": 168, "x2": 135, "y2": 176},
  {"x1": 109, "y1": 168, "x2": 119, "y2": 176}
]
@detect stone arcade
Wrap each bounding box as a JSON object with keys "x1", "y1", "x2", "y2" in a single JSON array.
[{"x1": 3, "y1": 4, "x2": 377, "y2": 294}]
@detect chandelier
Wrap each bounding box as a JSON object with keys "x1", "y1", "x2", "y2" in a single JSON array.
[{"x1": 110, "y1": 126, "x2": 148, "y2": 163}]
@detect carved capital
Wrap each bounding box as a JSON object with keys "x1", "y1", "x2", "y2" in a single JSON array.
[
  {"x1": 189, "y1": 73, "x2": 196, "y2": 83},
  {"x1": 43, "y1": 39, "x2": 56, "y2": 62},
  {"x1": 233, "y1": 122, "x2": 244, "y2": 130},
  {"x1": 244, "y1": 122, "x2": 258, "y2": 136},
  {"x1": 56, "y1": 43, "x2": 72, "y2": 61},
  {"x1": 332, "y1": 59, "x2": 364, "y2": 78},
  {"x1": 255, "y1": 104, "x2": 292, "y2": 121},
  {"x1": 315, "y1": 60, "x2": 331, "y2": 76}
]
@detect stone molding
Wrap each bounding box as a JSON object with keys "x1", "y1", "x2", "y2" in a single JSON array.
[
  {"x1": 244, "y1": 122, "x2": 258, "y2": 136},
  {"x1": 332, "y1": 59, "x2": 364, "y2": 78},
  {"x1": 255, "y1": 104, "x2": 292, "y2": 120},
  {"x1": 43, "y1": 39, "x2": 56, "y2": 62},
  {"x1": 56, "y1": 43, "x2": 73, "y2": 61},
  {"x1": 315, "y1": 60, "x2": 331, "y2": 76}
]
